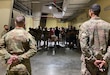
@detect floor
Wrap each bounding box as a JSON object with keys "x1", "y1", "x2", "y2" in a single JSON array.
[
  {"x1": 31, "y1": 46, "x2": 110, "y2": 75},
  {"x1": 31, "y1": 47, "x2": 81, "y2": 75},
  {"x1": 0, "y1": 47, "x2": 110, "y2": 75}
]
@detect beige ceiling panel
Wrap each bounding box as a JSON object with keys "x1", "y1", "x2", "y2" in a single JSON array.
[{"x1": 69, "y1": 0, "x2": 90, "y2": 4}]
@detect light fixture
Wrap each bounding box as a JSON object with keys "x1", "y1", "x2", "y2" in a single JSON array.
[
  {"x1": 62, "y1": 11, "x2": 65, "y2": 16},
  {"x1": 49, "y1": 6, "x2": 52, "y2": 9}
]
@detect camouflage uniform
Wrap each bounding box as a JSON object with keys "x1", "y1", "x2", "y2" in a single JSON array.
[
  {"x1": 79, "y1": 17, "x2": 110, "y2": 75},
  {"x1": 1, "y1": 30, "x2": 8, "y2": 37},
  {"x1": 0, "y1": 27, "x2": 37, "y2": 75}
]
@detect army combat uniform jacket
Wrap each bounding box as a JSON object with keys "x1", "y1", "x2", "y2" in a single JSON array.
[
  {"x1": 0, "y1": 27, "x2": 37, "y2": 75},
  {"x1": 79, "y1": 17, "x2": 110, "y2": 75},
  {"x1": 1, "y1": 30, "x2": 8, "y2": 37}
]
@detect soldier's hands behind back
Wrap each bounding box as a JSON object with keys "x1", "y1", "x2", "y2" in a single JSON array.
[
  {"x1": 94, "y1": 60, "x2": 102, "y2": 68},
  {"x1": 7, "y1": 55, "x2": 19, "y2": 65},
  {"x1": 99, "y1": 60, "x2": 106, "y2": 68},
  {"x1": 94, "y1": 60, "x2": 106, "y2": 72}
]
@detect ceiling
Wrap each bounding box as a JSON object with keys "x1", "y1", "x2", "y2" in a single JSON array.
[{"x1": 14, "y1": 0, "x2": 95, "y2": 20}]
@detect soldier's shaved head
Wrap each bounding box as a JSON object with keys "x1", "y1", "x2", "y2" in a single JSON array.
[
  {"x1": 15, "y1": 16, "x2": 25, "y2": 26},
  {"x1": 90, "y1": 4, "x2": 101, "y2": 12},
  {"x1": 89, "y1": 4, "x2": 101, "y2": 16}
]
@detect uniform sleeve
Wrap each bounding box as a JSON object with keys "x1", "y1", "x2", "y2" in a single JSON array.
[
  {"x1": 103, "y1": 47, "x2": 110, "y2": 62},
  {"x1": 1, "y1": 31, "x2": 5, "y2": 38},
  {"x1": 0, "y1": 36, "x2": 11, "y2": 60},
  {"x1": 103, "y1": 29, "x2": 110, "y2": 62},
  {"x1": 79, "y1": 23, "x2": 93, "y2": 58},
  {"x1": 19, "y1": 34, "x2": 37, "y2": 60}
]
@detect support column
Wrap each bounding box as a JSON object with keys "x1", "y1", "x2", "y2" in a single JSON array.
[
  {"x1": 32, "y1": 4, "x2": 42, "y2": 28},
  {"x1": 0, "y1": 0, "x2": 14, "y2": 35}
]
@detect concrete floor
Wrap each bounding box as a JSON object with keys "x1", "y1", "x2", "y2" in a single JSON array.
[
  {"x1": 31, "y1": 48, "x2": 81, "y2": 75},
  {"x1": 0, "y1": 47, "x2": 110, "y2": 75}
]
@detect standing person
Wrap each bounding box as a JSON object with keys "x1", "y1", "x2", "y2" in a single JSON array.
[
  {"x1": 61, "y1": 27, "x2": 66, "y2": 45},
  {"x1": 55, "y1": 27, "x2": 60, "y2": 39},
  {"x1": 69, "y1": 26, "x2": 77, "y2": 49},
  {"x1": 35, "y1": 26, "x2": 42, "y2": 49},
  {"x1": 43, "y1": 27, "x2": 49, "y2": 49},
  {"x1": 79, "y1": 4, "x2": 110, "y2": 75},
  {"x1": 49, "y1": 28, "x2": 54, "y2": 41},
  {"x1": 55, "y1": 27, "x2": 60, "y2": 45},
  {"x1": 1, "y1": 25, "x2": 9, "y2": 37},
  {"x1": 0, "y1": 16, "x2": 37, "y2": 75}
]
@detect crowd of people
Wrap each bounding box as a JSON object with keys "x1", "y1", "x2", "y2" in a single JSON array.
[{"x1": 29, "y1": 26, "x2": 79, "y2": 50}]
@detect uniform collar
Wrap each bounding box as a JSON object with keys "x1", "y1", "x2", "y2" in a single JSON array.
[
  {"x1": 90, "y1": 17, "x2": 101, "y2": 20},
  {"x1": 15, "y1": 27, "x2": 24, "y2": 30}
]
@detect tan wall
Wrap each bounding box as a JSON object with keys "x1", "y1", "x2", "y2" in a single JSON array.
[
  {"x1": 72, "y1": 0, "x2": 110, "y2": 29},
  {"x1": 72, "y1": 12, "x2": 89, "y2": 29},
  {"x1": 46, "y1": 18, "x2": 69, "y2": 28},
  {"x1": 25, "y1": 16, "x2": 34, "y2": 31},
  {"x1": 0, "y1": 0, "x2": 14, "y2": 35},
  {"x1": 96, "y1": 0, "x2": 110, "y2": 22},
  {"x1": 13, "y1": 10, "x2": 34, "y2": 31}
]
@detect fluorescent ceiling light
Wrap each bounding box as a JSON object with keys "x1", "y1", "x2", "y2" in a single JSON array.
[
  {"x1": 62, "y1": 11, "x2": 65, "y2": 16},
  {"x1": 49, "y1": 6, "x2": 52, "y2": 9}
]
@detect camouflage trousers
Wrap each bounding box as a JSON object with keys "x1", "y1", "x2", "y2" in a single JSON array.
[
  {"x1": 6, "y1": 59, "x2": 31, "y2": 75},
  {"x1": 81, "y1": 59, "x2": 108, "y2": 75}
]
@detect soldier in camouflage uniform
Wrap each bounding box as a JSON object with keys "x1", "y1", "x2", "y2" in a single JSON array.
[
  {"x1": 0, "y1": 16, "x2": 37, "y2": 75},
  {"x1": 79, "y1": 4, "x2": 110, "y2": 75},
  {"x1": 1, "y1": 25, "x2": 9, "y2": 37}
]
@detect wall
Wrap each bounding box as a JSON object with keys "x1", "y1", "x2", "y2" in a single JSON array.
[
  {"x1": 96, "y1": 0, "x2": 110, "y2": 22},
  {"x1": 0, "y1": 0, "x2": 14, "y2": 35},
  {"x1": 72, "y1": 0, "x2": 110, "y2": 29},
  {"x1": 13, "y1": 10, "x2": 34, "y2": 31},
  {"x1": 25, "y1": 16, "x2": 34, "y2": 31},
  {"x1": 46, "y1": 17, "x2": 69, "y2": 28},
  {"x1": 72, "y1": 12, "x2": 89, "y2": 29}
]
